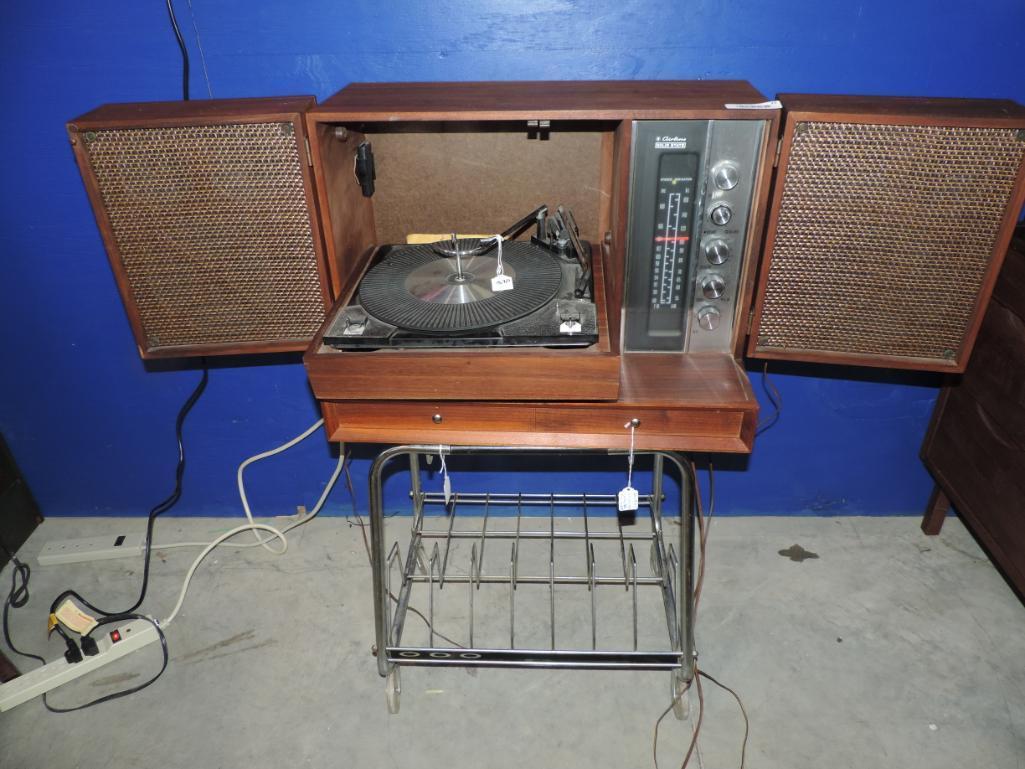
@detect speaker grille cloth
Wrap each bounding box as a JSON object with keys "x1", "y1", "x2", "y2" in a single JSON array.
[
  {"x1": 758, "y1": 122, "x2": 1025, "y2": 362},
  {"x1": 85, "y1": 122, "x2": 323, "y2": 349}
]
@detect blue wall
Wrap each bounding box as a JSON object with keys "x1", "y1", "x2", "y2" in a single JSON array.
[{"x1": 1, "y1": 1, "x2": 1021, "y2": 518}]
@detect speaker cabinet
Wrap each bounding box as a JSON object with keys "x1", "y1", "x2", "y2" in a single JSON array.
[
  {"x1": 749, "y1": 94, "x2": 1025, "y2": 372},
  {"x1": 68, "y1": 97, "x2": 330, "y2": 358}
]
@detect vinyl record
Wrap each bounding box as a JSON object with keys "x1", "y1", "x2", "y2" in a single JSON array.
[{"x1": 358, "y1": 241, "x2": 562, "y2": 333}]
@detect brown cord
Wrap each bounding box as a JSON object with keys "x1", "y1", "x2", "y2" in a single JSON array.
[
  {"x1": 653, "y1": 461, "x2": 748, "y2": 769},
  {"x1": 343, "y1": 457, "x2": 465, "y2": 649},
  {"x1": 698, "y1": 669, "x2": 749, "y2": 769}
]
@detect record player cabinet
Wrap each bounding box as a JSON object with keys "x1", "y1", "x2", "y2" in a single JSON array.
[{"x1": 303, "y1": 81, "x2": 781, "y2": 450}]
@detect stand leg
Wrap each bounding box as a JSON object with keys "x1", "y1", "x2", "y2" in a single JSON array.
[
  {"x1": 671, "y1": 669, "x2": 691, "y2": 720},
  {"x1": 922, "y1": 484, "x2": 951, "y2": 535},
  {"x1": 663, "y1": 453, "x2": 695, "y2": 716},
  {"x1": 670, "y1": 454, "x2": 695, "y2": 682},
  {"x1": 386, "y1": 666, "x2": 401, "y2": 714},
  {"x1": 369, "y1": 446, "x2": 411, "y2": 677}
]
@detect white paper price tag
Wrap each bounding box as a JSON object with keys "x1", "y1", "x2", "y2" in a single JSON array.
[
  {"x1": 491, "y1": 274, "x2": 514, "y2": 292},
  {"x1": 618, "y1": 486, "x2": 639, "y2": 512},
  {"x1": 724, "y1": 99, "x2": 782, "y2": 110},
  {"x1": 438, "y1": 445, "x2": 452, "y2": 506}
]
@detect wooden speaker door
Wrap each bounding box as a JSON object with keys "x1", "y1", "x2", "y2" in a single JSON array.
[
  {"x1": 68, "y1": 97, "x2": 330, "y2": 358},
  {"x1": 748, "y1": 94, "x2": 1025, "y2": 372}
]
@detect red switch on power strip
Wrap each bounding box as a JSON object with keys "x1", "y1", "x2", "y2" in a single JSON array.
[{"x1": 109, "y1": 629, "x2": 122, "y2": 643}]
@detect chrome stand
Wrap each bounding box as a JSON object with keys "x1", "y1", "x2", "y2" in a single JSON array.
[{"x1": 367, "y1": 445, "x2": 695, "y2": 713}]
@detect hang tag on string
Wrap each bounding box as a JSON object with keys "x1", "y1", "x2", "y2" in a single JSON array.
[
  {"x1": 438, "y1": 445, "x2": 452, "y2": 507},
  {"x1": 618, "y1": 421, "x2": 639, "y2": 513},
  {"x1": 487, "y1": 234, "x2": 514, "y2": 292}
]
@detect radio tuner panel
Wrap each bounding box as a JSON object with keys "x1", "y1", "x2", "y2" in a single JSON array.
[{"x1": 623, "y1": 120, "x2": 765, "y2": 353}]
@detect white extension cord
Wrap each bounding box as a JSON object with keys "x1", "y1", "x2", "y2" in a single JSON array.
[
  {"x1": 1, "y1": 419, "x2": 342, "y2": 712},
  {"x1": 155, "y1": 418, "x2": 345, "y2": 627}
]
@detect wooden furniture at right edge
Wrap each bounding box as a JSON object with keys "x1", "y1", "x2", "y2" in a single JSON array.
[{"x1": 921, "y1": 226, "x2": 1025, "y2": 596}]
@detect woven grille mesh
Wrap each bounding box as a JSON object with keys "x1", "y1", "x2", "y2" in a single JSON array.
[
  {"x1": 85, "y1": 122, "x2": 323, "y2": 350},
  {"x1": 757, "y1": 121, "x2": 1025, "y2": 362}
]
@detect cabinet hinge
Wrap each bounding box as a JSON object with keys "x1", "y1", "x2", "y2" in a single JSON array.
[
  {"x1": 773, "y1": 136, "x2": 783, "y2": 168},
  {"x1": 747, "y1": 308, "x2": 756, "y2": 334},
  {"x1": 304, "y1": 136, "x2": 313, "y2": 167}
]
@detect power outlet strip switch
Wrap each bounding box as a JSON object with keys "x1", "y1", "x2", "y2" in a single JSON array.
[
  {"x1": 36, "y1": 533, "x2": 146, "y2": 566},
  {"x1": 0, "y1": 619, "x2": 160, "y2": 711}
]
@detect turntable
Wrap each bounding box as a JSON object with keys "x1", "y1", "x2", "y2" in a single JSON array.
[{"x1": 323, "y1": 205, "x2": 599, "y2": 350}]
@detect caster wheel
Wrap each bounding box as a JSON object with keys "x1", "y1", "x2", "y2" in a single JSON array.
[
  {"x1": 671, "y1": 675, "x2": 691, "y2": 721},
  {"x1": 386, "y1": 667, "x2": 401, "y2": 714}
]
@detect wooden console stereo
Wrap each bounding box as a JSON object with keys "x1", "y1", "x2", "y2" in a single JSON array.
[{"x1": 68, "y1": 82, "x2": 1025, "y2": 452}]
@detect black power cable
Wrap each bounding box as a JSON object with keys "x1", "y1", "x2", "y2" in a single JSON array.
[
  {"x1": 166, "y1": 0, "x2": 190, "y2": 101},
  {"x1": 42, "y1": 615, "x2": 169, "y2": 713},
  {"x1": 49, "y1": 365, "x2": 208, "y2": 619},
  {"x1": 5, "y1": 363, "x2": 205, "y2": 713},
  {"x1": 1, "y1": 539, "x2": 45, "y2": 669},
  {"x1": 755, "y1": 362, "x2": 782, "y2": 436},
  {"x1": 0, "y1": 0, "x2": 202, "y2": 715},
  {"x1": 3, "y1": 364, "x2": 205, "y2": 713},
  {"x1": 4, "y1": 539, "x2": 169, "y2": 713}
]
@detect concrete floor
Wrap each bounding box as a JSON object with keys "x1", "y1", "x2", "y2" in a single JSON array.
[{"x1": 1, "y1": 513, "x2": 1023, "y2": 769}]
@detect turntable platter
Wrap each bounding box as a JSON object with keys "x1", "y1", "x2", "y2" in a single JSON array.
[
  {"x1": 404, "y1": 254, "x2": 516, "y2": 305},
  {"x1": 358, "y1": 242, "x2": 562, "y2": 333}
]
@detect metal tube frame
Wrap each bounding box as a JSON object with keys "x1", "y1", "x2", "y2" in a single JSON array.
[{"x1": 367, "y1": 445, "x2": 695, "y2": 682}]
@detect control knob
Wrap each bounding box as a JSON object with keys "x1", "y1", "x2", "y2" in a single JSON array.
[
  {"x1": 710, "y1": 204, "x2": 732, "y2": 226},
  {"x1": 701, "y1": 273, "x2": 727, "y2": 300},
  {"x1": 696, "y1": 305, "x2": 721, "y2": 331},
  {"x1": 712, "y1": 162, "x2": 740, "y2": 191},
  {"x1": 704, "y1": 239, "x2": 730, "y2": 265}
]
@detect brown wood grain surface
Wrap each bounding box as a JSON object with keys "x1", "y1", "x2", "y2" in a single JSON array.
[
  {"x1": 777, "y1": 93, "x2": 1025, "y2": 125},
  {"x1": 748, "y1": 95, "x2": 1025, "y2": 373},
  {"x1": 731, "y1": 110, "x2": 780, "y2": 358},
  {"x1": 920, "y1": 486, "x2": 951, "y2": 535},
  {"x1": 68, "y1": 98, "x2": 331, "y2": 359},
  {"x1": 318, "y1": 353, "x2": 757, "y2": 452},
  {"x1": 307, "y1": 123, "x2": 377, "y2": 300},
  {"x1": 921, "y1": 233, "x2": 1025, "y2": 597},
  {"x1": 313, "y1": 80, "x2": 771, "y2": 121},
  {"x1": 69, "y1": 96, "x2": 317, "y2": 129}
]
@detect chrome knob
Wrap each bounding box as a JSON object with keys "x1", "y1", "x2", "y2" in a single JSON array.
[
  {"x1": 704, "y1": 239, "x2": 730, "y2": 265},
  {"x1": 696, "y1": 305, "x2": 721, "y2": 331},
  {"x1": 710, "y1": 204, "x2": 732, "y2": 226},
  {"x1": 701, "y1": 274, "x2": 726, "y2": 300},
  {"x1": 712, "y1": 162, "x2": 740, "y2": 190},
  {"x1": 432, "y1": 413, "x2": 443, "y2": 424}
]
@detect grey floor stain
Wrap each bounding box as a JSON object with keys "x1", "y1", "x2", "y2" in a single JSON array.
[
  {"x1": 177, "y1": 629, "x2": 256, "y2": 662},
  {"x1": 90, "y1": 671, "x2": 140, "y2": 687},
  {"x1": 181, "y1": 639, "x2": 278, "y2": 666},
  {"x1": 779, "y1": 544, "x2": 820, "y2": 562}
]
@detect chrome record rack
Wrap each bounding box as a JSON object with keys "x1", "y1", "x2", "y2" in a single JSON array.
[{"x1": 367, "y1": 446, "x2": 696, "y2": 714}]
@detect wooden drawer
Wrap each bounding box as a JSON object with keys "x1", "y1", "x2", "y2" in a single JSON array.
[
  {"x1": 323, "y1": 401, "x2": 534, "y2": 442},
  {"x1": 535, "y1": 406, "x2": 748, "y2": 445},
  {"x1": 323, "y1": 402, "x2": 755, "y2": 453}
]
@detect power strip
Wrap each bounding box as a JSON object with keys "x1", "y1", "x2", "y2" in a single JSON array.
[
  {"x1": 0, "y1": 619, "x2": 160, "y2": 711},
  {"x1": 37, "y1": 533, "x2": 146, "y2": 566}
]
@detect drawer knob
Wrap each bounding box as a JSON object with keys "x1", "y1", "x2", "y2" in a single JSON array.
[
  {"x1": 628, "y1": 418, "x2": 641, "y2": 427},
  {"x1": 432, "y1": 413, "x2": 443, "y2": 424}
]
